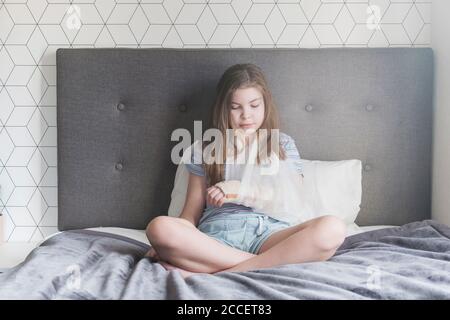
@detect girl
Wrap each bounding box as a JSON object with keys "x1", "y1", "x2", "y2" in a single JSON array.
[{"x1": 145, "y1": 63, "x2": 346, "y2": 278}]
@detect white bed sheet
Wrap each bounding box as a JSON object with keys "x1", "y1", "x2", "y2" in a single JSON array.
[{"x1": 345, "y1": 223, "x2": 396, "y2": 237}]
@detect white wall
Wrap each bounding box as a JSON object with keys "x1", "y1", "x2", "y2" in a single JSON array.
[
  {"x1": 431, "y1": 0, "x2": 450, "y2": 225},
  {"x1": 0, "y1": 1, "x2": 432, "y2": 242}
]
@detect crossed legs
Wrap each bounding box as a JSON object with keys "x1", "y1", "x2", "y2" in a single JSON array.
[{"x1": 145, "y1": 215, "x2": 346, "y2": 278}]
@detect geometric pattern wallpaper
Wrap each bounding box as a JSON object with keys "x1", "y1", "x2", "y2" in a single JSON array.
[{"x1": 0, "y1": 0, "x2": 431, "y2": 242}]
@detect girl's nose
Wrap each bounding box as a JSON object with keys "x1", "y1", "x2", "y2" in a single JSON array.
[{"x1": 241, "y1": 107, "x2": 251, "y2": 119}]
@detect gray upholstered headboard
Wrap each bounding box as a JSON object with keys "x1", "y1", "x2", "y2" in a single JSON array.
[{"x1": 56, "y1": 48, "x2": 433, "y2": 230}]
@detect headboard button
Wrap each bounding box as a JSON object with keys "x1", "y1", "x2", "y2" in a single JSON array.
[
  {"x1": 364, "y1": 164, "x2": 372, "y2": 171},
  {"x1": 365, "y1": 104, "x2": 374, "y2": 112},
  {"x1": 178, "y1": 104, "x2": 187, "y2": 112},
  {"x1": 115, "y1": 162, "x2": 123, "y2": 171},
  {"x1": 305, "y1": 104, "x2": 313, "y2": 112},
  {"x1": 117, "y1": 103, "x2": 125, "y2": 111}
]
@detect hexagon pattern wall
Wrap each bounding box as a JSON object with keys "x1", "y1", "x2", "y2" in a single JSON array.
[{"x1": 0, "y1": 0, "x2": 431, "y2": 242}]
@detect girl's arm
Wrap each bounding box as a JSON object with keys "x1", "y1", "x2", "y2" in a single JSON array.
[
  {"x1": 179, "y1": 172, "x2": 207, "y2": 227},
  {"x1": 215, "y1": 180, "x2": 274, "y2": 206}
]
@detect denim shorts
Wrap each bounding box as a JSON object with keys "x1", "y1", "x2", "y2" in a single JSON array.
[{"x1": 197, "y1": 212, "x2": 291, "y2": 254}]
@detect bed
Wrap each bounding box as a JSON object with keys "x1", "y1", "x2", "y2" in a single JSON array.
[{"x1": 1, "y1": 47, "x2": 450, "y2": 299}]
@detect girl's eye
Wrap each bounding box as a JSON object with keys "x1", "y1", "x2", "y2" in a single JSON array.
[{"x1": 230, "y1": 104, "x2": 259, "y2": 109}]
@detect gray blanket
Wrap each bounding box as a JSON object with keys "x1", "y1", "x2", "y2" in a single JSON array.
[{"x1": 1, "y1": 219, "x2": 449, "y2": 299}]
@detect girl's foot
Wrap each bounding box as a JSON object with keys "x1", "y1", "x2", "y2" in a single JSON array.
[
  {"x1": 144, "y1": 247, "x2": 160, "y2": 261},
  {"x1": 158, "y1": 261, "x2": 201, "y2": 279}
]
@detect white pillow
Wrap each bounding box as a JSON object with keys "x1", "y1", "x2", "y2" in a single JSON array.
[
  {"x1": 168, "y1": 158, "x2": 362, "y2": 226},
  {"x1": 298, "y1": 159, "x2": 362, "y2": 225},
  {"x1": 167, "y1": 158, "x2": 190, "y2": 217}
]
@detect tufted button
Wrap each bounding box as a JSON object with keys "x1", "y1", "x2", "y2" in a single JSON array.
[
  {"x1": 117, "y1": 103, "x2": 125, "y2": 111},
  {"x1": 305, "y1": 104, "x2": 313, "y2": 112},
  {"x1": 115, "y1": 162, "x2": 123, "y2": 171},
  {"x1": 365, "y1": 104, "x2": 374, "y2": 112},
  {"x1": 178, "y1": 104, "x2": 187, "y2": 112},
  {"x1": 364, "y1": 164, "x2": 372, "y2": 172}
]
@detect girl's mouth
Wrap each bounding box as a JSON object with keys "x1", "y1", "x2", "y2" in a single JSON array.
[{"x1": 240, "y1": 123, "x2": 254, "y2": 128}]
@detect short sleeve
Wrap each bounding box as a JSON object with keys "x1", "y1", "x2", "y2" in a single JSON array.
[
  {"x1": 183, "y1": 141, "x2": 205, "y2": 177},
  {"x1": 280, "y1": 133, "x2": 303, "y2": 176}
]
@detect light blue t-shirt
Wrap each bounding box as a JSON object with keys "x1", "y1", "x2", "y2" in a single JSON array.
[{"x1": 185, "y1": 132, "x2": 303, "y2": 224}]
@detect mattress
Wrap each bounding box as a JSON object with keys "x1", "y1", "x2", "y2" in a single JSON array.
[{"x1": 37, "y1": 224, "x2": 396, "y2": 247}]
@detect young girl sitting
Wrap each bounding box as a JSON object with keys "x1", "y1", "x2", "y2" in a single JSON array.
[{"x1": 145, "y1": 63, "x2": 346, "y2": 278}]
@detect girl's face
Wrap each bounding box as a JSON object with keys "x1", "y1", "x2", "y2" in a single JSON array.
[{"x1": 229, "y1": 87, "x2": 265, "y2": 135}]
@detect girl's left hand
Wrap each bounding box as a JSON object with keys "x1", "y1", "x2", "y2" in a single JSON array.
[{"x1": 206, "y1": 186, "x2": 225, "y2": 207}]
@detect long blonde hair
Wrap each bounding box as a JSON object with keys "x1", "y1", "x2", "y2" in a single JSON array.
[{"x1": 203, "y1": 63, "x2": 286, "y2": 186}]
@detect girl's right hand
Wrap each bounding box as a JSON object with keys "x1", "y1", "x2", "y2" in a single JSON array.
[{"x1": 206, "y1": 186, "x2": 226, "y2": 207}]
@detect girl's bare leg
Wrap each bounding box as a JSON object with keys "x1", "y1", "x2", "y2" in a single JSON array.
[
  {"x1": 257, "y1": 215, "x2": 321, "y2": 253},
  {"x1": 145, "y1": 216, "x2": 256, "y2": 274},
  {"x1": 215, "y1": 215, "x2": 347, "y2": 274}
]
